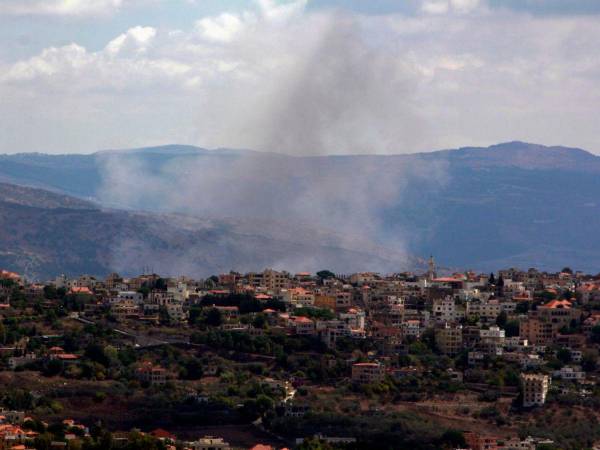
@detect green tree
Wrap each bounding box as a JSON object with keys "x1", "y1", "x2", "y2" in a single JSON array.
[
  {"x1": 252, "y1": 314, "x2": 267, "y2": 329},
  {"x1": 205, "y1": 308, "x2": 223, "y2": 327},
  {"x1": 296, "y1": 438, "x2": 336, "y2": 450},
  {"x1": 515, "y1": 301, "x2": 530, "y2": 314},
  {"x1": 504, "y1": 320, "x2": 520, "y2": 337},
  {"x1": 556, "y1": 347, "x2": 572, "y2": 365},
  {"x1": 85, "y1": 343, "x2": 110, "y2": 367},
  {"x1": 316, "y1": 270, "x2": 335, "y2": 280},
  {"x1": 582, "y1": 349, "x2": 598, "y2": 371},
  {"x1": 124, "y1": 431, "x2": 166, "y2": 450},
  {"x1": 43, "y1": 285, "x2": 58, "y2": 299},
  {"x1": 440, "y1": 429, "x2": 466, "y2": 448},
  {"x1": 34, "y1": 433, "x2": 53, "y2": 450},
  {"x1": 496, "y1": 311, "x2": 508, "y2": 327}
]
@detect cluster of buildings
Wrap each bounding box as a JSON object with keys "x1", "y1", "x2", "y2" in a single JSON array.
[
  {"x1": 4, "y1": 261, "x2": 600, "y2": 449},
  {"x1": 130, "y1": 430, "x2": 287, "y2": 450},
  {"x1": 0, "y1": 410, "x2": 89, "y2": 449},
  {"x1": 5, "y1": 263, "x2": 600, "y2": 403},
  {"x1": 0, "y1": 400, "x2": 280, "y2": 450},
  {"x1": 26, "y1": 264, "x2": 598, "y2": 404},
  {"x1": 461, "y1": 433, "x2": 555, "y2": 450}
]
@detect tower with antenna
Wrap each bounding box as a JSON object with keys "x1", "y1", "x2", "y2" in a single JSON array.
[{"x1": 427, "y1": 255, "x2": 437, "y2": 280}]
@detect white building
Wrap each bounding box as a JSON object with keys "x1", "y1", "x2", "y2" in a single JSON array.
[
  {"x1": 432, "y1": 297, "x2": 462, "y2": 323},
  {"x1": 521, "y1": 373, "x2": 549, "y2": 407}
]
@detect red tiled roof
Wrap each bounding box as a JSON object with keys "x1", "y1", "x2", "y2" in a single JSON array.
[
  {"x1": 150, "y1": 428, "x2": 176, "y2": 439},
  {"x1": 0, "y1": 270, "x2": 20, "y2": 280},
  {"x1": 292, "y1": 316, "x2": 313, "y2": 324},
  {"x1": 542, "y1": 299, "x2": 572, "y2": 309},
  {"x1": 70, "y1": 287, "x2": 92, "y2": 295}
]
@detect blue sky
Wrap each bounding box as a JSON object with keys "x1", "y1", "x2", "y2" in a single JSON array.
[{"x1": 1, "y1": 0, "x2": 599, "y2": 154}]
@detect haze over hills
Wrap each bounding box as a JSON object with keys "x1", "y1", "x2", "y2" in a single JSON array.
[
  {"x1": 1, "y1": 141, "x2": 600, "y2": 275},
  {"x1": 0, "y1": 183, "x2": 415, "y2": 280}
]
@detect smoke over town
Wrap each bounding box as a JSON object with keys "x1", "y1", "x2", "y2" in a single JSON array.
[{"x1": 95, "y1": 3, "x2": 447, "y2": 275}]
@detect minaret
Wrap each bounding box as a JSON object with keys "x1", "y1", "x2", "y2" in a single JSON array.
[{"x1": 427, "y1": 255, "x2": 437, "y2": 280}]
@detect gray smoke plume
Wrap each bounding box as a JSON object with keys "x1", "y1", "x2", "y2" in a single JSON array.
[
  {"x1": 96, "y1": 9, "x2": 449, "y2": 276},
  {"x1": 194, "y1": 11, "x2": 424, "y2": 156}
]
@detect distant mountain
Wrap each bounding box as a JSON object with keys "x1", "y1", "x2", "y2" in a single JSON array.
[
  {"x1": 0, "y1": 182, "x2": 95, "y2": 210},
  {"x1": 1, "y1": 141, "x2": 600, "y2": 273},
  {"x1": 0, "y1": 183, "x2": 414, "y2": 280}
]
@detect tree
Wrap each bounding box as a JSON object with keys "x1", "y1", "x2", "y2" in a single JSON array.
[
  {"x1": 0, "y1": 279, "x2": 15, "y2": 288},
  {"x1": 154, "y1": 278, "x2": 167, "y2": 291},
  {"x1": 43, "y1": 359, "x2": 64, "y2": 377},
  {"x1": 540, "y1": 290, "x2": 557, "y2": 301},
  {"x1": 34, "y1": 433, "x2": 53, "y2": 450},
  {"x1": 582, "y1": 349, "x2": 598, "y2": 372},
  {"x1": 181, "y1": 358, "x2": 203, "y2": 380},
  {"x1": 488, "y1": 272, "x2": 496, "y2": 285},
  {"x1": 591, "y1": 325, "x2": 600, "y2": 344},
  {"x1": 85, "y1": 343, "x2": 110, "y2": 367},
  {"x1": 440, "y1": 429, "x2": 466, "y2": 448},
  {"x1": 504, "y1": 320, "x2": 520, "y2": 337},
  {"x1": 242, "y1": 394, "x2": 274, "y2": 419},
  {"x1": 316, "y1": 270, "x2": 335, "y2": 280},
  {"x1": 124, "y1": 431, "x2": 166, "y2": 450},
  {"x1": 188, "y1": 306, "x2": 202, "y2": 325},
  {"x1": 296, "y1": 438, "x2": 336, "y2": 450},
  {"x1": 496, "y1": 311, "x2": 507, "y2": 327},
  {"x1": 43, "y1": 285, "x2": 58, "y2": 299},
  {"x1": 205, "y1": 308, "x2": 223, "y2": 327},
  {"x1": 556, "y1": 347, "x2": 572, "y2": 365},
  {"x1": 252, "y1": 314, "x2": 267, "y2": 329},
  {"x1": 497, "y1": 274, "x2": 505, "y2": 287},
  {"x1": 515, "y1": 301, "x2": 530, "y2": 314},
  {"x1": 158, "y1": 306, "x2": 171, "y2": 325}
]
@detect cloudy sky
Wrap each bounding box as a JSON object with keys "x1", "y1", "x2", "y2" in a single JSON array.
[{"x1": 1, "y1": 0, "x2": 599, "y2": 155}]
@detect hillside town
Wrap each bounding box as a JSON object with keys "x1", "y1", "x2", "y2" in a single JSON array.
[{"x1": 1, "y1": 260, "x2": 600, "y2": 449}]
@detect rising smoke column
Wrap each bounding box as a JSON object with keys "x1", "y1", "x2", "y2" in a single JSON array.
[{"x1": 96, "y1": 3, "x2": 449, "y2": 275}]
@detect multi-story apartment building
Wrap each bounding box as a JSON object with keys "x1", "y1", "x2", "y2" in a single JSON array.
[
  {"x1": 435, "y1": 324, "x2": 463, "y2": 356},
  {"x1": 282, "y1": 287, "x2": 315, "y2": 307},
  {"x1": 432, "y1": 297, "x2": 463, "y2": 323},
  {"x1": 519, "y1": 318, "x2": 554, "y2": 346},
  {"x1": 466, "y1": 300, "x2": 502, "y2": 323},
  {"x1": 521, "y1": 373, "x2": 549, "y2": 407},
  {"x1": 520, "y1": 299, "x2": 579, "y2": 345},
  {"x1": 137, "y1": 362, "x2": 167, "y2": 386},
  {"x1": 262, "y1": 269, "x2": 291, "y2": 292},
  {"x1": 351, "y1": 362, "x2": 384, "y2": 384}
]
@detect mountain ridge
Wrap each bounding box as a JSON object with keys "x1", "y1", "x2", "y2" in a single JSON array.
[
  {"x1": 0, "y1": 183, "x2": 417, "y2": 280},
  {"x1": 2, "y1": 140, "x2": 597, "y2": 159},
  {"x1": 1, "y1": 141, "x2": 599, "y2": 274}
]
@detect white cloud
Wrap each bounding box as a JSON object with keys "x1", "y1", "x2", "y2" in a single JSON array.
[
  {"x1": 1, "y1": 1, "x2": 600, "y2": 154},
  {"x1": 106, "y1": 26, "x2": 157, "y2": 55},
  {"x1": 196, "y1": 13, "x2": 246, "y2": 42},
  {"x1": 451, "y1": 0, "x2": 481, "y2": 13},
  {"x1": 257, "y1": 0, "x2": 307, "y2": 21},
  {"x1": 0, "y1": 0, "x2": 126, "y2": 16},
  {"x1": 422, "y1": 0, "x2": 481, "y2": 14},
  {"x1": 422, "y1": 1, "x2": 450, "y2": 14},
  {"x1": 2, "y1": 44, "x2": 90, "y2": 82}
]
